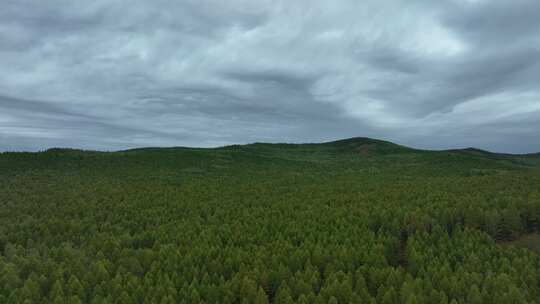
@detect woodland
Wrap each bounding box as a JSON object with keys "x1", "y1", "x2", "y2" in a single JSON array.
[{"x1": 1, "y1": 137, "x2": 539, "y2": 303}]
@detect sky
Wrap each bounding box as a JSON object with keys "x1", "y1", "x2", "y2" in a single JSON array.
[{"x1": 1, "y1": 0, "x2": 540, "y2": 153}]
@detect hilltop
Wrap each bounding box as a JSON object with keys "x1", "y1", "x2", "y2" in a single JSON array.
[
  {"x1": 0, "y1": 137, "x2": 538, "y2": 181},
  {"x1": 3, "y1": 136, "x2": 535, "y2": 159}
]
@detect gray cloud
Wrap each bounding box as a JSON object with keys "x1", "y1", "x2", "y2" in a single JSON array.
[{"x1": 1, "y1": 0, "x2": 539, "y2": 153}]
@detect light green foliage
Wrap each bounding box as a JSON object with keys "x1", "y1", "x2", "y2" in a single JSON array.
[{"x1": 1, "y1": 138, "x2": 540, "y2": 303}]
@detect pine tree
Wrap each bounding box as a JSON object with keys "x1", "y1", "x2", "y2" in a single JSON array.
[
  {"x1": 50, "y1": 280, "x2": 65, "y2": 303},
  {"x1": 117, "y1": 291, "x2": 132, "y2": 304},
  {"x1": 254, "y1": 287, "x2": 269, "y2": 304},
  {"x1": 467, "y1": 285, "x2": 482, "y2": 304},
  {"x1": 19, "y1": 276, "x2": 41, "y2": 303},
  {"x1": 381, "y1": 287, "x2": 398, "y2": 304},
  {"x1": 67, "y1": 275, "x2": 85, "y2": 300},
  {"x1": 274, "y1": 284, "x2": 293, "y2": 304},
  {"x1": 0, "y1": 263, "x2": 22, "y2": 292},
  {"x1": 160, "y1": 295, "x2": 176, "y2": 304},
  {"x1": 90, "y1": 295, "x2": 106, "y2": 304},
  {"x1": 189, "y1": 286, "x2": 201, "y2": 304},
  {"x1": 239, "y1": 277, "x2": 258, "y2": 301},
  {"x1": 405, "y1": 294, "x2": 419, "y2": 304},
  {"x1": 501, "y1": 285, "x2": 527, "y2": 304},
  {"x1": 91, "y1": 261, "x2": 110, "y2": 285},
  {"x1": 297, "y1": 294, "x2": 309, "y2": 304},
  {"x1": 69, "y1": 295, "x2": 83, "y2": 304}
]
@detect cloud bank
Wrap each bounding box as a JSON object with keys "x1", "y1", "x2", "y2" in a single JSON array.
[{"x1": 1, "y1": 0, "x2": 539, "y2": 153}]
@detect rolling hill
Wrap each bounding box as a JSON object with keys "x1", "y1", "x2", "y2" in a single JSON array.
[{"x1": 1, "y1": 137, "x2": 540, "y2": 303}]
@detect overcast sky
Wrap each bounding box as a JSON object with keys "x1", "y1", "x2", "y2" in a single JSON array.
[{"x1": 1, "y1": 0, "x2": 539, "y2": 153}]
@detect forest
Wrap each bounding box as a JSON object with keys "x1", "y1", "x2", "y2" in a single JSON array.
[{"x1": 1, "y1": 137, "x2": 539, "y2": 303}]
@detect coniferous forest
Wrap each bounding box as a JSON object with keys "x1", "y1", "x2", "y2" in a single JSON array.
[{"x1": 1, "y1": 137, "x2": 540, "y2": 304}]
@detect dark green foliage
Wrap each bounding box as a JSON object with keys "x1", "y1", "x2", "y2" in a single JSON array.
[{"x1": 1, "y1": 138, "x2": 540, "y2": 303}]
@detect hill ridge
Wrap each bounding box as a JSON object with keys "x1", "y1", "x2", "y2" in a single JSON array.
[{"x1": 2, "y1": 136, "x2": 538, "y2": 157}]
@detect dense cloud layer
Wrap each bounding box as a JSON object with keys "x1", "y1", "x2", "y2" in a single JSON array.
[{"x1": 1, "y1": 0, "x2": 539, "y2": 153}]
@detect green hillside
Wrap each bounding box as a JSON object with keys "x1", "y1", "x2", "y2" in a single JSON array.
[{"x1": 1, "y1": 138, "x2": 540, "y2": 303}]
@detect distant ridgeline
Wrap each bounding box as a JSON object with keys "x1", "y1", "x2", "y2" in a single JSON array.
[{"x1": 1, "y1": 137, "x2": 540, "y2": 303}]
